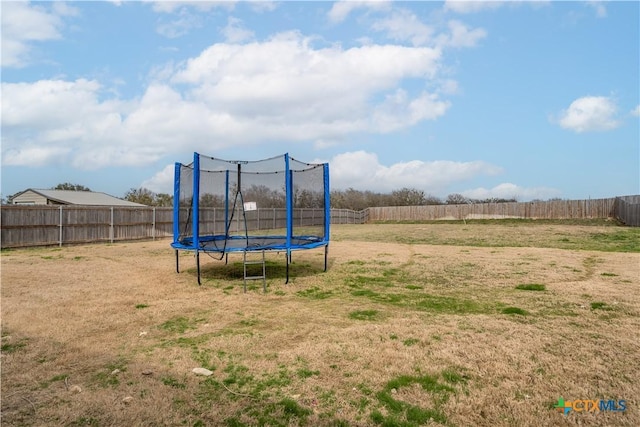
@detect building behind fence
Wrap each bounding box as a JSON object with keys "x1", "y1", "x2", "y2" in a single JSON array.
[{"x1": 1, "y1": 196, "x2": 637, "y2": 248}]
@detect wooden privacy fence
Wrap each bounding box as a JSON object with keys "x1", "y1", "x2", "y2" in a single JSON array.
[
  {"x1": 367, "y1": 198, "x2": 619, "y2": 222},
  {"x1": 614, "y1": 196, "x2": 640, "y2": 227},
  {"x1": 1, "y1": 206, "x2": 174, "y2": 248},
  {"x1": 0, "y1": 206, "x2": 364, "y2": 249},
  {"x1": 1, "y1": 198, "x2": 636, "y2": 248}
]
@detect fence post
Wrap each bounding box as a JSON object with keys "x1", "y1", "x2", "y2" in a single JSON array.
[
  {"x1": 110, "y1": 207, "x2": 114, "y2": 243},
  {"x1": 59, "y1": 206, "x2": 63, "y2": 247},
  {"x1": 152, "y1": 207, "x2": 156, "y2": 240}
]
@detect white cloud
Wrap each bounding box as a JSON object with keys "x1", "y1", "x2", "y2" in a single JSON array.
[
  {"x1": 556, "y1": 96, "x2": 620, "y2": 133},
  {"x1": 221, "y1": 17, "x2": 254, "y2": 43},
  {"x1": 1, "y1": 79, "x2": 142, "y2": 169},
  {"x1": 150, "y1": 1, "x2": 235, "y2": 38},
  {"x1": 329, "y1": 151, "x2": 502, "y2": 194},
  {"x1": 1, "y1": 1, "x2": 78, "y2": 68},
  {"x1": 587, "y1": 1, "x2": 607, "y2": 18},
  {"x1": 156, "y1": 13, "x2": 204, "y2": 38},
  {"x1": 631, "y1": 105, "x2": 640, "y2": 117},
  {"x1": 141, "y1": 164, "x2": 175, "y2": 193},
  {"x1": 327, "y1": 0, "x2": 391, "y2": 23},
  {"x1": 443, "y1": 1, "x2": 506, "y2": 14},
  {"x1": 2, "y1": 33, "x2": 454, "y2": 170},
  {"x1": 372, "y1": 90, "x2": 450, "y2": 132},
  {"x1": 149, "y1": 1, "x2": 234, "y2": 14},
  {"x1": 438, "y1": 20, "x2": 487, "y2": 48},
  {"x1": 2, "y1": 79, "x2": 118, "y2": 129},
  {"x1": 2, "y1": 146, "x2": 72, "y2": 167},
  {"x1": 171, "y1": 31, "x2": 445, "y2": 136},
  {"x1": 462, "y1": 183, "x2": 561, "y2": 201},
  {"x1": 367, "y1": 8, "x2": 485, "y2": 49},
  {"x1": 248, "y1": 1, "x2": 278, "y2": 13},
  {"x1": 443, "y1": 1, "x2": 550, "y2": 15},
  {"x1": 371, "y1": 8, "x2": 434, "y2": 46}
]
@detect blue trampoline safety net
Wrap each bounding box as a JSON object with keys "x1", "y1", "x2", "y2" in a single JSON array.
[{"x1": 171, "y1": 153, "x2": 330, "y2": 254}]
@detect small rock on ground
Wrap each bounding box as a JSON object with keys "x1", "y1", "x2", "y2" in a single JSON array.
[{"x1": 192, "y1": 367, "x2": 213, "y2": 376}]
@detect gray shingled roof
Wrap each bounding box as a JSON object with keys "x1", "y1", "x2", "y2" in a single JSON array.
[{"x1": 24, "y1": 189, "x2": 147, "y2": 206}]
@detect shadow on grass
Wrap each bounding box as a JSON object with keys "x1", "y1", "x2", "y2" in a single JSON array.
[{"x1": 181, "y1": 252, "x2": 328, "y2": 287}]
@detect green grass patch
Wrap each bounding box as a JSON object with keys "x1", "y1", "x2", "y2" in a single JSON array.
[
  {"x1": 135, "y1": 303, "x2": 149, "y2": 309},
  {"x1": 515, "y1": 283, "x2": 546, "y2": 291},
  {"x1": 296, "y1": 368, "x2": 320, "y2": 379},
  {"x1": 349, "y1": 310, "x2": 380, "y2": 321},
  {"x1": 39, "y1": 373, "x2": 69, "y2": 389},
  {"x1": 590, "y1": 302, "x2": 614, "y2": 311},
  {"x1": 590, "y1": 231, "x2": 640, "y2": 252},
  {"x1": 502, "y1": 307, "x2": 529, "y2": 316},
  {"x1": 159, "y1": 316, "x2": 204, "y2": 334},
  {"x1": 371, "y1": 372, "x2": 458, "y2": 426},
  {"x1": 345, "y1": 275, "x2": 394, "y2": 288},
  {"x1": 68, "y1": 417, "x2": 100, "y2": 426},
  {"x1": 415, "y1": 294, "x2": 490, "y2": 314},
  {"x1": 237, "y1": 318, "x2": 259, "y2": 327},
  {"x1": 162, "y1": 376, "x2": 187, "y2": 389},
  {"x1": 92, "y1": 361, "x2": 127, "y2": 388},
  {"x1": 402, "y1": 338, "x2": 419, "y2": 347},
  {"x1": 1, "y1": 338, "x2": 28, "y2": 354},
  {"x1": 240, "y1": 398, "x2": 311, "y2": 425},
  {"x1": 333, "y1": 222, "x2": 639, "y2": 252},
  {"x1": 350, "y1": 285, "x2": 496, "y2": 315},
  {"x1": 296, "y1": 286, "x2": 333, "y2": 299}
]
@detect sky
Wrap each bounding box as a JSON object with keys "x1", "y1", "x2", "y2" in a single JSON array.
[{"x1": 1, "y1": 0, "x2": 639, "y2": 202}]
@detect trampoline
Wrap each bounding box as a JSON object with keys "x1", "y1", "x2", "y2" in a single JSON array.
[{"x1": 171, "y1": 152, "x2": 330, "y2": 286}]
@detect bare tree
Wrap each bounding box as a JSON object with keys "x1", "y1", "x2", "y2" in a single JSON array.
[{"x1": 53, "y1": 183, "x2": 91, "y2": 191}]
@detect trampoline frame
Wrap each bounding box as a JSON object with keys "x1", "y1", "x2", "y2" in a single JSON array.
[{"x1": 171, "y1": 152, "x2": 330, "y2": 286}]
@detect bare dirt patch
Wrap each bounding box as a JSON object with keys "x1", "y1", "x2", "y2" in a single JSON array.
[{"x1": 2, "y1": 223, "x2": 639, "y2": 426}]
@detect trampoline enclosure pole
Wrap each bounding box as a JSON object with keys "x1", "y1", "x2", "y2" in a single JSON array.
[
  {"x1": 285, "y1": 250, "x2": 290, "y2": 284},
  {"x1": 173, "y1": 162, "x2": 181, "y2": 245},
  {"x1": 324, "y1": 245, "x2": 328, "y2": 272},
  {"x1": 196, "y1": 251, "x2": 201, "y2": 285},
  {"x1": 193, "y1": 153, "x2": 200, "y2": 251},
  {"x1": 285, "y1": 154, "x2": 292, "y2": 250},
  {"x1": 323, "y1": 163, "x2": 330, "y2": 243}
]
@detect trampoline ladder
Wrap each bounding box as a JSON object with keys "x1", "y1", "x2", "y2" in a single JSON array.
[{"x1": 243, "y1": 250, "x2": 266, "y2": 293}]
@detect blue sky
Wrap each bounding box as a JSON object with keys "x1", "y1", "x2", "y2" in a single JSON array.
[{"x1": 2, "y1": 0, "x2": 638, "y2": 202}]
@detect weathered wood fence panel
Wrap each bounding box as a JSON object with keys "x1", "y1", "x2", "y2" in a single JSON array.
[
  {"x1": 367, "y1": 198, "x2": 618, "y2": 222},
  {"x1": 0, "y1": 206, "x2": 361, "y2": 248},
  {"x1": 1, "y1": 206, "x2": 174, "y2": 248},
  {"x1": 330, "y1": 209, "x2": 366, "y2": 224},
  {"x1": 2, "y1": 198, "x2": 635, "y2": 248},
  {"x1": 614, "y1": 196, "x2": 640, "y2": 227}
]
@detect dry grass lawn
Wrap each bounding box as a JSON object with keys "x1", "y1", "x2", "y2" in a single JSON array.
[{"x1": 1, "y1": 222, "x2": 639, "y2": 427}]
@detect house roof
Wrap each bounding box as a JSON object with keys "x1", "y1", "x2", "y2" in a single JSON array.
[{"x1": 15, "y1": 189, "x2": 147, "y2": 207}]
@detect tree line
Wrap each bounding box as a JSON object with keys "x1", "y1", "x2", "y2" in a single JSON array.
[
  {"x1": 4, "y1": 183, "x2": 517, "y2": 209},
  {"x1": 120, "y1": 184, "x2": 519, "y2": 209},
  {"x1": 329, "y1": 188, "x2": 517, "y2": 210}
]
